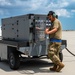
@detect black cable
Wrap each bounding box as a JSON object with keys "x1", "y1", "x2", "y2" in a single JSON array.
[{"x1": 65, "y1": 47, "x2": 75, "y2": 56}]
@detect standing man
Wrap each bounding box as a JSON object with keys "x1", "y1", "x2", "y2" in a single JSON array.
[{"x1": 45, "y1": 11, "x2": 64, "y2": 72}]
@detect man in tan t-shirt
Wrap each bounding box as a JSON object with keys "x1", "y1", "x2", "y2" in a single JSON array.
[{"x1": 45, "y1": 11, "x2": 64, "y2": 72}]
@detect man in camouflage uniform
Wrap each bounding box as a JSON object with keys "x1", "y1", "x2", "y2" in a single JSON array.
[{"x1": 45, "y1": 11, "x2": 64, "y2": 72}]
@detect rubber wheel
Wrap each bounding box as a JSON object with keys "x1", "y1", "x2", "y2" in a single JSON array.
[
  {"x1": 0, "y1": 57, "x2": 1, "y2": 62},
  {"x1": 9, "y1": 52, "x2": 20, "y2": 70},
  {"x1": 59, "y1": 52, "x2": 63, "y2": 62}
]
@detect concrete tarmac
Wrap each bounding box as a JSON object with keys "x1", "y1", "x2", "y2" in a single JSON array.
[{"x1": 0, "y1": 31, "x2": 75, "y2": 75}]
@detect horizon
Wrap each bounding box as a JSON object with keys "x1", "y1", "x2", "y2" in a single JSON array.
[{"x1": 0, "y1": 26, "x2": 75, "y2": 36}]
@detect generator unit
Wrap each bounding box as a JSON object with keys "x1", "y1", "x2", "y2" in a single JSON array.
[{"x1": 0, "y1": 14, "x2": 67, "y2": 70}]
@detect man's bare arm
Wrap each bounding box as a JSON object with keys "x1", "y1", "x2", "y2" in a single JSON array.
[{"x1": 45, "y1": 28, "x2": 57, "y2": 34}]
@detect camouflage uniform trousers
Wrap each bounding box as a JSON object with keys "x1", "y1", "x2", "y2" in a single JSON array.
[{"x1": 48, "y1": 42, "x2": 61, "y2": 65}]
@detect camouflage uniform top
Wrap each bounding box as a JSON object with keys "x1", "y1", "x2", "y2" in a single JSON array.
[{"x1": 49, "y1": 19, "x2": 62, "y2": 40}]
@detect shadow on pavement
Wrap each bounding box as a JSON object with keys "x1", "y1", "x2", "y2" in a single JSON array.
[
  {"x1": 0, "y1": 59, "x2": 54, "y2": 74},
  {"x1": 18, "y1": 59, "x2": 53, "y2": 74}
]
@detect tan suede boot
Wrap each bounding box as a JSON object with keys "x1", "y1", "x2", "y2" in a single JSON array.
[
  {"x1": 50, "y1": 65, "x2": 57, "y2": 71},
  {"x1": 56, "y1": 62, "x2": 65, "y2": 72}
]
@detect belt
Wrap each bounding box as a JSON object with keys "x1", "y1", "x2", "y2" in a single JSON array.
[{"x1": 50, "y1": 38, "x2": 62, "y2": 42}]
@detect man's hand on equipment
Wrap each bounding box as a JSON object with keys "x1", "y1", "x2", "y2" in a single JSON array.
[{"x1": 45, "y1": 28, "x2": 57, "y2": 35}]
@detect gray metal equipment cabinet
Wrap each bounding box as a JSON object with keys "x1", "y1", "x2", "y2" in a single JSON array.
[{"x1": 0, "y1": 14, "x2": 67, "y2": 70}]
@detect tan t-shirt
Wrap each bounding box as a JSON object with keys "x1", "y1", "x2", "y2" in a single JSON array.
[{"x1": 49, "y1": 19, "x2": 62, "y2": 39}]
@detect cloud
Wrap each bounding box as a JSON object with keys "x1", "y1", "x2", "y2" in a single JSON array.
[
  {"x1": 10, "y1": 0, "x2": 48, "y2": 10},
  {"x1": 47, "y1": 0, "x2": 69, "y2": 9},
  {"x1": 0, "y1": 9, "x2": 9, "y2": 15},
  {"x1": 0, "y1": 0, "x2": 49, "y2": 15},
  {"x1": 0, "y1": 0, "x2": 75, "y2": 18},
  {"x1": 71, "y1": 10, "x2": 75, "y2": 12},
  {"x1": 0, "y1": 10, "x2": 4, "y2": 15},
  {"x1": 0, "y1": 0, "x2": 11, "y2": 6},
  {"x1": 55, "y1": 9, "x2": 71, "y2": 17}
]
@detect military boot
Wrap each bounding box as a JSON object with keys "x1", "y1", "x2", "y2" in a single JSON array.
[
  {"x1": 50, "y1": 65, "x2": 57, "y2": 71},
  {"x1": 56, "y1": 62, "x2": 64, "y2": 72}
]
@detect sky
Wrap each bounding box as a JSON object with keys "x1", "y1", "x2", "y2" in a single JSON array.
[{"x1": 0, "y1": 0, "x2": 75, "y2": 33}]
